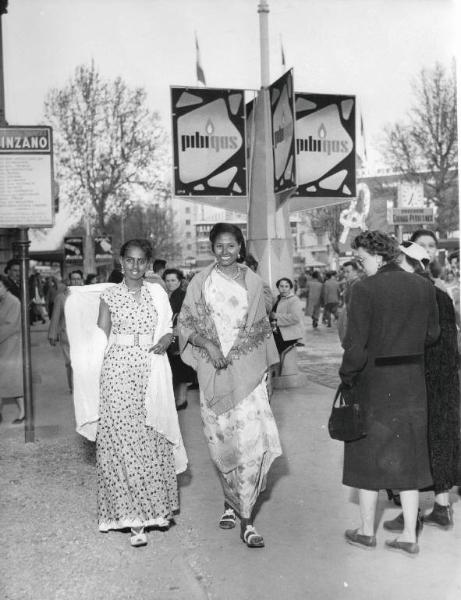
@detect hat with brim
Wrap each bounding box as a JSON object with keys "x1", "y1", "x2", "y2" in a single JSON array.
[{"x1": 399, "y1": 242, "x2": 430, "y2": 268}]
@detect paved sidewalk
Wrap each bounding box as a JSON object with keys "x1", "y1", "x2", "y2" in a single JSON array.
[{"x1": 1, "y1": 325, "x2": 460, "y2": 600}]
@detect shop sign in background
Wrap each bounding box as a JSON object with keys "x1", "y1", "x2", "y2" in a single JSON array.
[
  {"x1": 270, "y1": 69, "x2": 296, "y2": 194},
  {"x1": 94, "y1": 235, "x2": 113, "y2": 260},
  {"x1": 171, "y1": 87, "x2": 247, "y2": 196},
  {"x1": 294, "y1": 93, "x2": 356, "y2": 198},
  {"x1": 64, "y1": 237, "x2": 84, "y2": 262}
]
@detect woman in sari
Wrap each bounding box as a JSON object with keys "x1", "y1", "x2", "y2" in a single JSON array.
[{"x1": 178, "y1": 223, "x2": 282, "y2": 548}]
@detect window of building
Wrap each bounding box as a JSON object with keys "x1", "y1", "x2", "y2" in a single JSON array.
[
  {"x1": 185, "y1": 207, "x2": 191, "y2": 213},
  {"x1": 186, "y1": 231, "x2": 191, "y2": 238},
  {"x1": 185, "y1": 219, "x2": 190, "y2": 225}
]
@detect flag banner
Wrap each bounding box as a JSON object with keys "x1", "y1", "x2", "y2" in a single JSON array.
[
  {"x1": 270, "y1": 69, "x2": 296, "y2": 194},
  {"x1": 195, "y1": 34, "x2": 206, "y2": 86},
  {"x1": 171, "y1": 87, "x2": 247, "y2": 197},
  {"x1": 64, "y1": 237, "x2": 84, "y2": 262},
  {"x1": 94, "y1": 235, "x2": 113, "y2": 260},
  {"x1": 294, "y1": 93, "x2": 356, "y2": 198}
]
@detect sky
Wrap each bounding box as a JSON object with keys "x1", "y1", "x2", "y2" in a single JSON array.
[
  {"x1": 1, "y1": 0, "x2": 458, "y2": 249},
  {"x1": 2, "y1": 0, "x2": 458, "y2": 163}
]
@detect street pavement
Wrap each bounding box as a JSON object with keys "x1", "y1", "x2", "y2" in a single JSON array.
[{"x1": 1, "y1": 319, "x2": 461, "y2": 600}]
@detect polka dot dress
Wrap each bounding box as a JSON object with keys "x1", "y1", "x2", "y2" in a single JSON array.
[{"x1": 97, "y1": 282, "x2": 179, "y2": 532}]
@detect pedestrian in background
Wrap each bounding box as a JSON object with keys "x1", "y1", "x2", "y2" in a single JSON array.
[
  {"x1": 179, "y1": 223, "x2": 281, "y2": 548},
  {"x1": 163, "y1": 268, "x2": 195, "y2": 410},
  {"x1": 305, "y1": 270, "x2": 323, "y2": 328},
  {"x1": 85, "y1": 273, "x2": 99, "y2": 285},
  {"x1": 29, "y1": 272, "x2": 48, "y2": 324},
  {"x1": 270, "y1": 277, "x2": 304, "y2": 355},
  {"x1": 321, "y1": 272, "x2": 340, "y2": 327},
  {"x1": 340, "y1": 230, "x2": 439, "y2": 556},
  {"x1": 0, "y1": 274, "x2": 25, "y2": 424},
  {"x1": 337, "y1": 261, "x2": 362, "y2": 346},
  {"x1": 383, "y1": 241, "x2": 460, "y2": 533},
  {"x1": 48, "y1": 270, "x2": 84, "y2": 393},
  {"x1": 4, "y1": 259, "x2": 21, "y2": 300}
]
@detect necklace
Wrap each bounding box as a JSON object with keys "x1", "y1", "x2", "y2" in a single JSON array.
[
  {"x1": 215, "y1": 263, "x2": 241, "y2": 280},
  {"x1": 124, "y1": 281, "x2": 143, "y2": 294}
]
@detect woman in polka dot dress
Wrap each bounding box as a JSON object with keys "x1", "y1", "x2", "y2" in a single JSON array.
[{"x1": 96, "y1": 239, "x2": 180, "y2": 547}]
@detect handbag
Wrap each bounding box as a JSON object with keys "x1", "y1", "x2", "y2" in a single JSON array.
[{"x1": 328, "y1": 385, "x2": 366, "y2": 442}]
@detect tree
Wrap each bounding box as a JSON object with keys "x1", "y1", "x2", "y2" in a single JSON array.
[
  {"x1": 45, "y1": 62, "x2": 169, "y2": 269},
  {"x1": 381, "y1": 61, "x2": 458, "y2": 234},
  {"x1": 310, "y1": 202, "x2": 349, "y2": 257},
  {"x1": 107, "y1": 199, "x2": 182, "y2": 264}
]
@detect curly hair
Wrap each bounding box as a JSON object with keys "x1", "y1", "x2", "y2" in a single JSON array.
[
  {"x1": 351, "y1": 230, "x2": 400, "y2": 262},
  {"x1": 120, "y1": 239, "x2": 153, "y2": 261},
  {"x1": 209, "y1": 223, "x2": 246, "y2": 263}
]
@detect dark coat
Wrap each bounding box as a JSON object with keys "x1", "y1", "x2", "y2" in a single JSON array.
[
  {"x1": 425, "y1": 284, "x2": 460, "y2": 491},
  {"x1": 339, "y1": 262, "x2": 440, "y2": 491},
  {"x1": 167, "y1": 287, "x2": 195, "y2": 385}
]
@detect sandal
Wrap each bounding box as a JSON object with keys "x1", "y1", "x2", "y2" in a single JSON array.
[
  {"x1": 241, "y1": 525, "x2": 265, "y2": 548},
  {"x1": 219, "y1": 508, "x2": 237, "y2": 529},
  {"x1": 130, "y1": 528, "x2": 147, "y2": 547}
]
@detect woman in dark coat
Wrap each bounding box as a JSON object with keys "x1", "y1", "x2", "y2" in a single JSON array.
[
  {"x1": 387, "y1": 241, "x2": 460, "y2": 529},
  {"x1": 163, "y1": 269, "x2": 195, "y2": 410},
  {"x1": 340, "y1": 231, "x2": 440, "y2": 556}
]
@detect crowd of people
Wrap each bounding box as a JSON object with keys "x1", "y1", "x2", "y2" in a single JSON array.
[{"x1": 0, "y1": 225, "x2": 459, "y2": 558}]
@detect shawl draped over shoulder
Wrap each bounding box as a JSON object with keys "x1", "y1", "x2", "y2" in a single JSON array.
[
  {"x1": 65, "y1": 281, "x2": 187, "y2": 474},
  {"x1": 178, "y1": 263, "x2": 279, "y2": 416}
]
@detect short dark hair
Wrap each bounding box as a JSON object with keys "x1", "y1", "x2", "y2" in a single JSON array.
[
  {"x1": 85, "y1": 273, "x2": 98, "y2": 285},
  {"x1": 410, "y1": 229, "x2": 438, "y2": 245},
  {"x1": 0, "y1": 274, "x2": 11, "y2": 287},
  {"x1": 153, "y1": 259, "x2": 167, "y2": 272},
  {"x1": 343, "y1": 261, "x2": 359, "y2": 270},
  {"x1": 163, "y1": 268, "x2": 184, "y2": 281},
  {"x1": 276, "y1": 277, "x2": 293, "y2": 289},
  {"x1": 120, "y1": 239, "x2": 153, "y2": 261},
  {"x1": 209, "y1": 223, "x2": 246, "y2": 263},
  {"x1": 311, "y1": 271, "x2": 320, "y2": 280},
  {"x1": 108, "y1": 269, "x2": 124, "y2": 283},
  {"x1": 351, "y1": 230, "x2": 400, "y2": 262},
  {"x1": 4, "y1": 258, "x2": 20, "y2": 274},
  {"x1": 69, "y1": 270, "x2": 83, "y2": 279}
]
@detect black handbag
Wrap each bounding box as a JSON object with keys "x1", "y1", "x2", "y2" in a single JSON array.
[{"x1": 328, "y1": 385, "x2": 366, "y2": 442}]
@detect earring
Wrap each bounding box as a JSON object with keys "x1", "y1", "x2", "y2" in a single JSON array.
[{"x1": 121, "y1": 265, "x2": 125, "y2": 274}]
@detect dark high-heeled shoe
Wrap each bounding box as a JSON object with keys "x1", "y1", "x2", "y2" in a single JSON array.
[{"x1": 386, "y1": 489, "x2": 401, "y2": 507}]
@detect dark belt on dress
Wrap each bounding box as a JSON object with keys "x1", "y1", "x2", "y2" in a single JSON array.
[{"x1": 374, "y1": 354, "x2": 423, "y2": 366}]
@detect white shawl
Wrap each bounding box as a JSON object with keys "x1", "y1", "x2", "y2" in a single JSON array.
[{"x1": 65, "y1": 281, "x2": 187, "y2": 474}]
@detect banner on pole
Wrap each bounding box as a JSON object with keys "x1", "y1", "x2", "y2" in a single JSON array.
[
  {"x1": 270, "y1": 69, "x2": 296, "y2": 194},
  {"x1": 0, "y1": 126, "x2": 54, "y2": 228},
  {"x1": 171, "y1": 87, "x2": 247, "y2": 196},
  {"x1": 64, "y1": 237, "x2": 84, "y2": 263},
  {"x1": 294, "y1": 93, "x2": 356, "y2": 198}
]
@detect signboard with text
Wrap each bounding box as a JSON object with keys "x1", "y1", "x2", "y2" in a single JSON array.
[
  {"x1": 64, "y1": 237, "x2": 84, "y2": 262},
  {"x1": 94, "y1": 235, "x2": 113, "y2": 260},
  {"x1": 171, "y1": 87, "x2": 247, "y2": 196},
  {"x1": 0, "y1": 126, "x2": 54, "y2": 228},
  {"x1": 389, "y1": 207, "x2": 435, "y2": 225},
  {"x1": 294, "y1": 93, "x2": 356, "y2": 198},
  {"x1": 270, "y1": 70, "x2": 296, "y2": 194}
]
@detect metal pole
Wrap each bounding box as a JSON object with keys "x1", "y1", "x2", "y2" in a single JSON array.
[
  {"x1": 257, "y1": 0, "x2": 270, "y2": 87},
  {"x1": 0, "y1": 1, "x2": 7, "y2": 127},
  {"x1": 17, "y1": 228, "x2": 35, "y2": 443}
]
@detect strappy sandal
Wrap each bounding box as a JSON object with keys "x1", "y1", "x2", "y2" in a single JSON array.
[
  {"x1": 130, "y1": 528, "x2": 147, "y2": 547},
  {"x1": 241, "y1": 525, "x2": 265, "y2": 548},
  {"x1": 219, "y1": 508, "x2": 237, "y2": 529}
]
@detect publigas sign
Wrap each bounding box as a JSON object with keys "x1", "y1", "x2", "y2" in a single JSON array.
[
  {"x1": 294, "y1": 93, "x2": 356, "y2": 198},
  {"x1": 270, "y1": 69, "x2": 296, "y2": 194},
  {"x1": 171, "y1": 87, "x2": 247, "y2": 196}
]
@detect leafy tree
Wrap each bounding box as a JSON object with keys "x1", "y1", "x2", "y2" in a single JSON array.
[
  {"x1": 107, "y1": 199, "x2": 182, "y2": 263},
  {"x1": 45, "y1": 62, "x2": 169, "y2": 269},
  {"x1": 310, "y1": 202, "x2": 349, "y2": 256},
  {"x1": 381, "y1": 61, "x2": 458, "y2": 234}
]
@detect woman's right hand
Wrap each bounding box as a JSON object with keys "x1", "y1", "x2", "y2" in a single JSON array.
[{"x1": 205, "y1": 341, "x2": 229, "y2": 370}]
